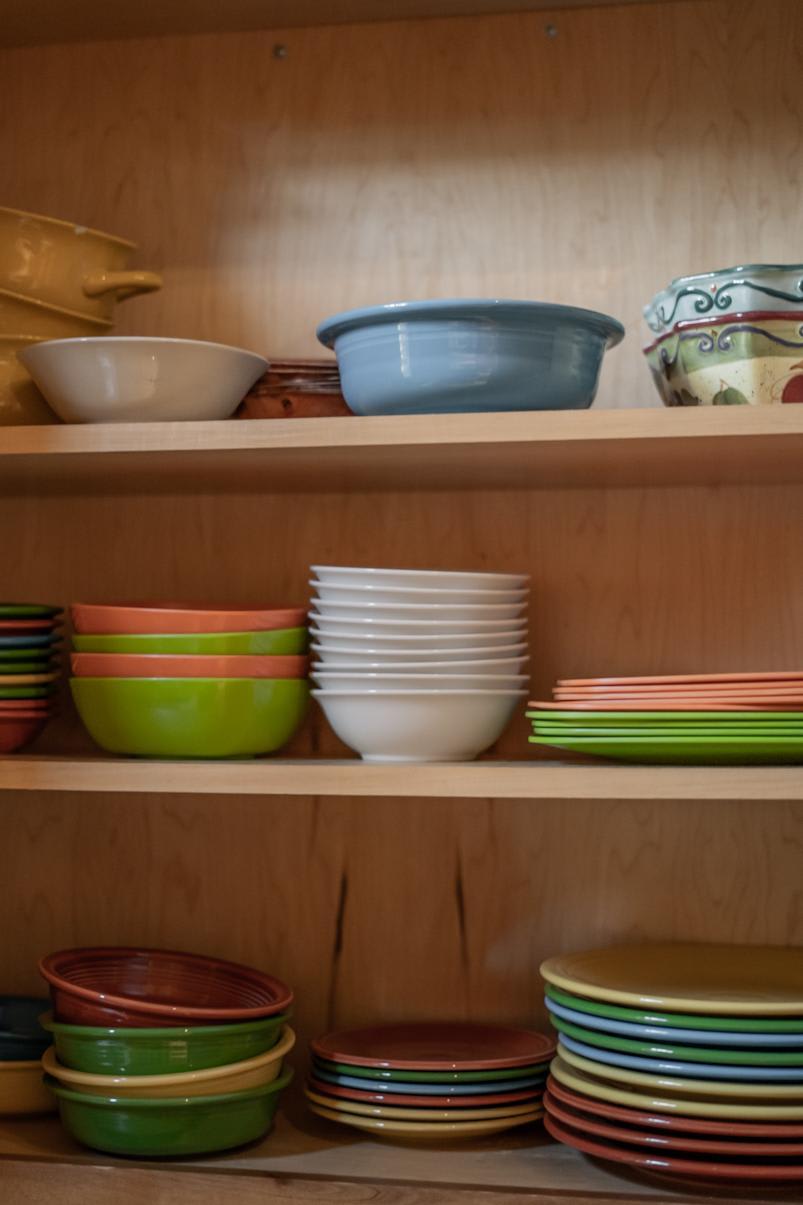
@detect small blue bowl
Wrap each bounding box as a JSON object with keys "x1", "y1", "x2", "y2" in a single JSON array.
[
  {"x1": 317, "y1": 298, "x2": 624, "y2": 416},
  {"x1": 0, "y1": 995, "x2": 51, "y2": 1061}
]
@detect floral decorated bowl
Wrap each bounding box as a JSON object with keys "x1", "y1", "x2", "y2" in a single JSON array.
[
  {"x1": 644, "y1": 264, "x2": 803, "y2": 336},
  {"x1": 643, "y1": 312, "x2": 803, "y2": 407}
]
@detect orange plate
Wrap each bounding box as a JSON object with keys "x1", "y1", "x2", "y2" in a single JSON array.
[
  {"x1": 71, "y1": 602, "x2": 307, "y2": 635},
  {"x1": 559, "y1": 672, "x2": 803, "y2": 687},
  {"x1": 70, "y1": 652, "x2": 309, "y2": 679}
]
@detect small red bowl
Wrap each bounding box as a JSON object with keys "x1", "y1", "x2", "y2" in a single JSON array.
[
  {"x1": 0, "y1": 714, "x2": 49, "y2": 753},
  {"x1": 71, "y1": 603, "x2": 307, "y2": 635},
  {"x1": 70, "y1": 652, "x2": 309, "y2": 679},
  {"x1": 40, "y1": 947, "x2": 294, "y2": 1027}
]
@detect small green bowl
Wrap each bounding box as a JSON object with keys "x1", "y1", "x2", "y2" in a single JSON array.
[
  {"x1": 72, "y1": 628, "x2": 308, "y2": 656},
  {"x1": 41, "y1": 1011, "x2": 290, "y2": 1075},
  {"x1": 45, "y1": 1067, "x2": 293, "y2": 1156},
  {"x1": 70, "y1": 677, "x2": 310, "y2": 758}
]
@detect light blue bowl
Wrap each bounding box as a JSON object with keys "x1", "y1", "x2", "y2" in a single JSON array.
[{"x1": 317, "y1": 299, "x2": 624, "y2": 416}]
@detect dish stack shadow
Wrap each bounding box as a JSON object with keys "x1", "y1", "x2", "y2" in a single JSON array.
[
  {"x1": 67, "y1": 601, "x2": 311, "y2": 757},
  {"x1": 238, "y1": 357, "x2": 351, "y2": 419},
  {"x1": 527, "y1": 670, "x2": 803, "y2": 765},
  {"x1": 0, "y1": 603, "x2": 63, "y2": 753},
  {"x1": 309, "y1": 565, "x2": 530, "y2": 761},
  {"x1": 540, "y1": 941, "x2": 803, "y2": 1189},
  {"x1": 39, "y1": 947, "x2": 295, "y2": 1156},
  {"x1": 305, "y1": 1021, "x2": 555, "y2": 1141}
]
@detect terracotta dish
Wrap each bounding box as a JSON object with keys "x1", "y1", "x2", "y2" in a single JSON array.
[
  {"x1": 70, "y1": 653, "x2": 309, "y2": 679},
  {"x1": 311, "y1": 1022, "x2": 555, "y2": 1070},
  {"x1": 559, "y1": 672, "x2": 803, "y2": 687},
  {"x1": 71, "y1": 603, "x2": 307, "y2": 635}
]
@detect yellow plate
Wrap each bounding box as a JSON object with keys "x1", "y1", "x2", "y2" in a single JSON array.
[
  {"x1": 558, "y1": 1042, "x2": 803, "y2": 1099},
  {"x1": 551, "y1": 1056, "x2": 803, "y2": 1120},
  {"x1": 0, "y1": 672, "x2": 58, "y2": 685},
  {"x1": 42, "y1": 1025, "x2": 294, "y2": 1098},
  {"x1": 0, "y1": 1060, "x2": 56, "y2": 1115},
  {"x1": 541, "y1": 942, "x2": 803, "y2": 1015},
  {"x1": 304, "y1": 1085, "x2": 541, "y2": 1122},
  {"x1": 308, "y1": 1100, "x2": 543, "y2": 1138}
]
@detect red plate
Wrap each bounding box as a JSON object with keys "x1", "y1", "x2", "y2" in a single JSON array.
[
  {"x1": 530, "y1": 700, "x2": 803, "y2": 712},
  {"x1": 311, "y1": 1023, "x2": 555, "y2": 1071},
  {"x1": 544, "y1": 1091, "x2": 803, "y2": 1157},
  {"x1": 545, "y1": 1113, "x2": 803, "y2": 1183},
  {"x1": 559, "y1": 673, "x2": 803, "y2": 687},
  {"x1": 308, "y1": 1075, "x2": 544, "y2": 1108},
  {"x1": 0, "y1": 620, "x2": 60, "y2": 632},
  {"x1": 546, "y1": 1075, "x2": 803, "y2": 1139}
]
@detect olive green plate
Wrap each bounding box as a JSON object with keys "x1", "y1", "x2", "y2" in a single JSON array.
[
  {"x1": 72, "y1": 627, "x2": 308, "y2": 656},
  {"x1": 0, "y1": 661, "x2": 58, "y2": 675},
  {"x1": 313, "y1": 1057, "x2": 550, "y2": 1083},
  {"x1": 545, "y1": 986, "x2": 803, "y2": 1033},
  {"x1": 527, "y1": 710, "x2": 803, "y2": 726},
  {"x1": 528, "y1": 735, "x2": 803, "y2": 764},
  {"x1": 46, "y1": 1067, "x2": 292, "y2": 1156},
  {"x1": 43, "y1": 1010, "x2": 290, "y2": 1076},
  {"x1": 548, "y1": 1014, "x2": 803, "y2": 1066},
  {"x1": 0, "y1": 604, "x2": 62, "y2": 618},
  {"x1": 0, "y1": 685, "x2": 55, "y2": 699},
  {"x1": 0, "y1": 648, "x2": 58, "y2": 663}
]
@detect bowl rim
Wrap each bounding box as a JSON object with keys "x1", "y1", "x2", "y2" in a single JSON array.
[
  {"x1": 317, "y1": 299, "x2": 625, "y2": 348},
  {"x1": 313, "y1": 688, "x2": 528, "y2": 697},
  {"x1": 19, "y1": 336, "x2": 268, "y2": 363},
  {"x1": 0, "y1": 204, "x2": 138, "y2": 247},
  {"x1": 39, "y1": 1008, "x2": 291, "y2": 1039},
  {"x1": 39, "y1": 946, "x2": 294, "y2": 1020},
  {"x1": 43, "y1": 1065, "x2": 294, "y2": 1108},
  {"x1": 641, "y1": 308, "x2": 803, "y2": 354}
]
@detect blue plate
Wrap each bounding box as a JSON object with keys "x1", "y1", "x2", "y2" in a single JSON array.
[
  {"x1": 546, "y1": 998, "x2": 803, "y2": 1047},
  {"x1": 312, "y1": 1066, "x2": 548, "y2": 1096},
  {"x1": 0, "y1": 635, "x2": 62, "y2": 649},
  {"x1": 559, "y1": 1034, "x2": 803, "y2": 1082}
]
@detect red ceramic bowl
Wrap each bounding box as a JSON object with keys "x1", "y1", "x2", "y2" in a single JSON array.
[
  {"x1": 71, "y1": 603, "x2": 307, "y2": 635},
  {"x1": 70, "y1": 653, "x2": 309, "y2": 679},
  {"x1": 0, "y1": 714, "x2": 49, "y2": 752},
  {"x1": 40, "y1": 947, "x2": 294, "y2": 1027}
]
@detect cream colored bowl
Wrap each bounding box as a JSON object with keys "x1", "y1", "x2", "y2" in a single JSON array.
[
  {"x1": 42, "y1": 1025, "x2": 295, "y2": 1099},
  {"x1": 0, "y1": 1060, "x2": 56, "y2": 1115},
  {"x1": 0, "y1": 205, "x2": 161, "y2": 322},
  {"x1": 0, "y1": 335, "x2": 58, "y2": 425},
  {"x1": 0, "y1": 287, "x2": 113, "y2": 338}
]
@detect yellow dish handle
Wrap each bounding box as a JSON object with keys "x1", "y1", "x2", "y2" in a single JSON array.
[{"x1": 82, "y1": 270, "x2": 163, "y2": 301}]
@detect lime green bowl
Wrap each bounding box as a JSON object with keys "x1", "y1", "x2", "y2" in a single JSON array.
[
  {"x1": 70, "y1": 677, "x2": 309, "y2": 758},
  {"x1": 42, "y1": 1011, "x2": 290, "y2": 1075},
  {"x1": 45, "y1": 1067, "x2": 293, "y2": 1156},
  {"x1": 72, "y1": 627, "x2": 308, "y2": 655}
]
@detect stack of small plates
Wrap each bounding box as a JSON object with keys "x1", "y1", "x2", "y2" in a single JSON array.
[
  {"x1": 527, "y1": 671, "x2": 803, "y2": 764},
  {"x1": 0, "y1": 603, "x2": 63, "y2": 752},
  {"x1": 541, "y1": 942, "x2": 803, "y2": 1187},
  {"x1": 305, "y1": 1022, "x2": 554, "y2": 1140},
  {"x1": 309, "y1": 566, "x2": 530, "y2": 761}
]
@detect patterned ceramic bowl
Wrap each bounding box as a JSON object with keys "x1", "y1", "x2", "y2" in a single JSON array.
[
  {"x1": 644, "y1": 265, "x2": 803, "y2": 336},
  {"x1": 643, "y1": 312, "x2": 803, "y2": 407}
]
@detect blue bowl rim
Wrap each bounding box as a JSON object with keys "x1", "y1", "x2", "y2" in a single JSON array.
[{"x1": 317, "y1": 299, "x2": 625, "y2": 349}]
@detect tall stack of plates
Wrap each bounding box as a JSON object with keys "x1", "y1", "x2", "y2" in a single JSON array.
[
  {"x1": 305, "y1": 1022, "x2": 554, "y2": 1140},
  {"x1": 541, "y1": 942, "x2": 803, "y2": 1187},
  {"x1": 0, "y1": 603, "x2": 63, "y2": 752}
]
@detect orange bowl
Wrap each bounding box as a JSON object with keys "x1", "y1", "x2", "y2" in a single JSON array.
[
  {"x1": 70, "y1": 653, "x2": 309, "y2": 679},
  {"x1": 71, "y1": 603, "x2": 307, "y2": 635}
]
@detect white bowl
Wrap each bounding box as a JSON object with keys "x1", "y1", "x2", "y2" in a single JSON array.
[
  {"x1": 313, "y1": 689, "x2": 526, "y2": 762},
  {"x1": 313, "y1": 672, "x2": 530, "y2": 690},
  {"x1": 18, "y1": 337, "x2": 268, "y2": 423},
  {"x1": 310, "y1": 632, "x2": 528, "y2": 653},
  {"x1": 312, "y1": 600, "x2": 526, "y2": 621},
  {"x1": 310, "y1": 580, "x2": 529, "y2": 605},
  {"x1": 311, "y1": 566, "x2": 529, "y2": 591},
  {"x1": 308, "y1": 660, "x2": 528, "y2": 679}
]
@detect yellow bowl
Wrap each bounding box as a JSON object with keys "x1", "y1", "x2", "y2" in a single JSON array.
[
  {"x1": 0, "y1": 1060, "x2": 56, "y2": 1115},
  {"x1": 42, "y1": 1024, "x2": 295, "y2": 1099},
  {"x1": 0, "y1": 335, "x2": 58, "y2": 426},
  {"x1": 0, "y1": 288, "x2": 113, "y2": 338}
]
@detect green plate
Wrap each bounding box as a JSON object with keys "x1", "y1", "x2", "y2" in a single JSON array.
[
  {"x1": 72, "y1": 627, "x2": 308, "y2": 656},
  {"x1": 545, "y1": 986, "x2": 803, "y2": 1033},
  {"x1": 313, "y1": 1057, "x2": 549, "y2": 1083},
  {"x1": 533, "y1": 725, "x2": 803, "y2": 737},
  {"x1": 0, "y1": 685, "x2": 55, "y2": 699},
  {"x1": 528, "y1": 735, "x2": 803, "y2": 764},
  {"x1": 0, "y1": 648, "x2": 58, "y2": 663},
  {"x1": 0, "y1": 604, "x2": 62, "y2": 618},
  {"x1": 526, "y1": 710, "x2": 803, "y2": 726},
  {"x1": 548, "y1": 1014, "x2": 803, "y2": 1066}
]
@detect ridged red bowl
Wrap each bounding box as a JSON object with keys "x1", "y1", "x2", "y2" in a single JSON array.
[{"x1": 40, "y1": 948, "x2": 293, "y2": 1027}]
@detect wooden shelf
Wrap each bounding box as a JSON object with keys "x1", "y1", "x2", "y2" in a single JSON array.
[
  {"x1": 2, "y1": 408, "x2": 802, "y2": 496},
  {"x1": 1, "y1": 1108, "x2": 798, "y2": 1205},
  {"x1": 1, "y1": 0, "x2": 706, "y2": 49},
  {"x1": 1, "y1": 756, "x2": 800, "y2": 799}
]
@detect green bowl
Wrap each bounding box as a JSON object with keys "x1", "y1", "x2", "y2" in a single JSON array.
[
  {"x1": 45, "y1": 1067, "x2": 293, "y2": 1156},
  {"x1": 72, "y1": 627, "x2": 308, "y2": 655},
  {"x1": 312, "y1": 1056, "x2": 550, "y2": 1083},
  {"x1": 42, "y1": 1011, "x2": 290, "y2": 1075},
  {"x1": 70, "y1": 677, "x2": 309, "y2": 758}
]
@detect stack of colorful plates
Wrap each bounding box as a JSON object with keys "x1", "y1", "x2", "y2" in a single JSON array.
[
  {"x1": 541, "y1": 942, "x2": 803, "y2": 1187},
  {"x1": 0, "y1": 995, "x2": 53, "y2": 1115},
  {"x1": 0, "y1": 603, "x2": 63, "y2": 752},
  {"x1": 306, "y1": 1022, "x2": 554, "y2": 1140},
  {"x1": 527, "y1": 671, "x2": 803, "y2": 763}
]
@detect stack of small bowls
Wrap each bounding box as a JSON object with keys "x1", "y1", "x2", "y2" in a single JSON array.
[
  {"x1": 306, "y1": 1022, "x2": 555, "y2": 1141},
  {"x1": 40, "y1": 946, "x2": 295, "y2": 1157},
  {"x1": 309, "y1": 566, "x2": 529, "y2": 761},
  {"x1": 0, "y1": 995, "x2": 54, "y2": 1116},
  {"x1": 68, "y1": 602, "x2": 310, "y2": 757},
  {"x1": 0, "y1": 603, "x2": 63, "y2": 753}
]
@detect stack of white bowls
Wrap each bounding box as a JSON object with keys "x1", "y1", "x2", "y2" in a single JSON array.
[{"x1": 309, "y1": 566, "x2": 530, "y2": 762}]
